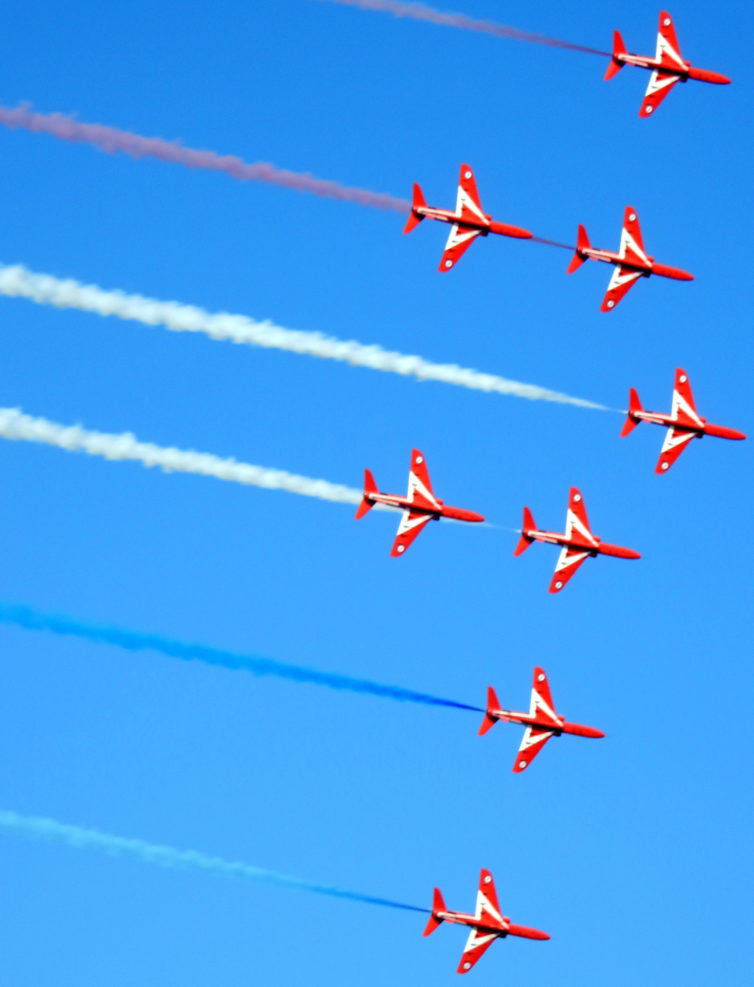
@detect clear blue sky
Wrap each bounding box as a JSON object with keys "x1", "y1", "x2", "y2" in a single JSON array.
[{"x1": 0, "y1": 1, "x2": 752, "y2": 983}]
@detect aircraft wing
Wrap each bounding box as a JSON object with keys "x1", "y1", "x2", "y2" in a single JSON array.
[
  {"x1": 390, "y1": 510, "x2": 433, "y2": 556},
  {"x1": 549, "y1": 545, "x2": 591, "y2": 593},
  {"x1": 455, "y1": 163, "x2": 487, "y2": 225},
  {"x1": 406, "y1": 449, "x2": 440, "y2": 510},
  {"x1": 564, "y1": 488, "x2": 597, "y2": 545},
  {"x1": 457, "y1": 928, "x2": 498, "y2": 974},
  {"x1": 671, "y1": 368, "x2": 703, "y2": 427},
  {"x1": 439, "y1": 224, "x2": 482, "y2": 271},
  {"x1": 618, "y1": 207, "x2": 649, "y2": 266},
  {"x1": 529, "y1": 667, "x2": 561, "y2": 725},
  {"x1": 639, "y1": 70, "x2": 682, "y2": 117},
  {"x1": 655, "y1": 11, "x2": 686, "y2": 71},
  {"x1": 456, "y1": 929, "x2": 498, "y2": 973},
  {"x1": 656, "y1": 426, "x2": 697, "y2": 473},
  {"x1": 601, "y1": 264, "x2": 644, "y2": 311},
  {"x1": 513, "y1": 724, "x2": 557, "y2": 772},
  {"x1": 457, "y1": 870, "x2": 505, "y2": 973}
]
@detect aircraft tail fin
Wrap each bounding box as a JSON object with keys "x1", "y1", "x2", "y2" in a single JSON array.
[
  {"x1": 567, "y1": 225, "x2": 590, "y2": 273},
  {"x1": 423, "y1": 888, "x2": 446, "y2": 936},
  {"x1": 354, "y1": 469, "x2": 378, "y2": 519},
  {"x1": 604, "y1": 30, "x2": 627, "y2": 80},
  {"x1": 620, "y1": 388, "x2": 643, "y2": 437},
  {"x1": 478, "y1": 686, "x2": 501, "y2": 736},
  {"x1": 514, "y1": 507, "x2": 536, "y2": 556},
  {"x1": 403, "y1": 184, "x2": 427, "y2": 234}
]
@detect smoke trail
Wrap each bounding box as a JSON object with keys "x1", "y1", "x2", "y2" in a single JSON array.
[
  {"x1": 0, "y1": 809, "x2": 429, "y2": 913},
  {"x1": 532, "y1": 237, "x2": 575, "y2": 251},
  {"x1": 0, "y1": 602, "x2": 484, "y2": 713},
  {"x1": 0, "y1": 407, "x2": 364, "y2": 506},
  {"x1": 0, "y1": 264, "x2": 608, "y2": 410},
  {"x1": 0, "y1": 104, "x2": 409, "y2": 214},
  {"x1": 316, "y1": 0, "x2": 609, "y2": 56}
]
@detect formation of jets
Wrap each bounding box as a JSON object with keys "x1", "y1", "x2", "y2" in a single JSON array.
[
  {"x1": 380, "y1": 18, "x2": 735, "y2": 971},
  {"x1": 401, "y1": 11, "x2": 731, "y2": 321}
]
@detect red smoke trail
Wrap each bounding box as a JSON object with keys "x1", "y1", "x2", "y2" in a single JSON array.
[
  {"x1": 532, "y1": 236, "x2": 575, "y2": 251},
  {"x1": 0, "y1": 104, "x2": 411, "y2": 214},
  {"x1": 318, "y1": 0, "x2": 610, "y2": 56}
]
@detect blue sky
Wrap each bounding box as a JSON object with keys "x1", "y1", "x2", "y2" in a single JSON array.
[{"x1": 0, "y1": 0, "x2": 752, "y2": 983}]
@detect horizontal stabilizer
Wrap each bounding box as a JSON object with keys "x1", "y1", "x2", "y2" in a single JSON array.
[
  {"x1": 514, "y1": 506, "x2": 536, "y2": 555},
  {"x1": 604, "y1": 31, "x2": 627, "y2": 80},
  {"x1": 354, "y1": 468, "x2": 378, "y2": 519},
  {"x1": 620, "y1": 388, "x2": 643, "y2": 436},
  {"x1": 403, "y1": 184, "x2": 426, "y2": 234},
  {"x1": 423, "y1": 888, "x2": 446, "y2": 936},
  {"x1": 566, "y1": 225, "x2": 590, "y2": 273},
  {"x1": 478, "y1": 686, "x2": 501, "y2": 736}
]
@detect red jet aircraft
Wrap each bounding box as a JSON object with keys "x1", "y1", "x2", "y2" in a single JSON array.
[
  {"x1": 605, "y1": 11, "x2": 731, "y2": 118},
  {"x1": 622, "y1": 367, "x2": 746, "y2": 473},
  {"x1": 478, "y1": 667, "x2": 604, "y2": 772},
  {"x1": 355, "y1": 449, "x2": 484, "y2": 556},
  {"x1": 514, "y1": 487, "x2": 641, "y2": 593},
  {"x1": 567, "y1": 205, "x2": 693, "y2": 311},
  {"x1": 403, "y1": 163, "x2": 533, "y2": 271},
  {"x1": 423, "y1": 869, "x2": 549, "y2": 974}
]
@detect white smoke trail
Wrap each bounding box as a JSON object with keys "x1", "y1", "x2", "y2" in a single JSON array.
[
  {"x1": 0, "y1": 809, "x2": 428, "y2": 913},
  {"x1": 0, "y1": 263, "x2": 608, "y2": 410},
  {"x1": 0, "y1": 407, "x2": 362, "y2": 505}
]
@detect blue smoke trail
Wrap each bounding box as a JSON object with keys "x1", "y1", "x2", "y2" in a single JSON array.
[
  {"x1": 0, "y1": 602, "x2": 483, "y2": 713},
  {"x1": 0, "y1": 809, "x2": 429, "y2": 914}
]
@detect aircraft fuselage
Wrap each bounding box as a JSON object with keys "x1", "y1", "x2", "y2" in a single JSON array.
[
  {"x1": 365, "y1": 491, "x2": 484, "y2": 524},
  {"x1": 524, "y1": 527, "x2": 641, "y2": 561},
  {"x1": 436, "y1": 910, "x2": 549, "y2": 941},
  {"x1": 489, "y1": 707, "x2": 605, "y2": 740},
  {"x1": 629, "y1": 410, "x2": 746, "y2": 441},
  {"x1": 413, "y1": 205, "x2": 533, "y2": 240},
  {"x1": 616, "y1": 51, "x2": 730, "y2": 85},
  {"x1": 579, "y1": 245, "x2": 693, "y2": 282}
]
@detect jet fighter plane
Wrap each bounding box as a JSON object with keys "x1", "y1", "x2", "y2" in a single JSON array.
[
  {"x1": 403, "y1": 163, "x2": 533, "y2": 271},
  {"x1": 567, "y1": 205, "x2": 693, "y2": 311},
  {"x1": 423, "y1": 868, "x2": 549, "y2": 974},
  {"x1": 514, "y1": 487, "x2": 640, "y2": 593},
  {"x1": 605, "y1": 10, "x2": 731, "y2": 118},
  {"x1": 621, "y1": 367, "x2": 746, "y2": 473},
  {"x1": 355, "y1": 449, "x2": 484, "y2": 556},
  {"x1": 478, "y1": 667, "x2": 604, "y2": 772}
]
